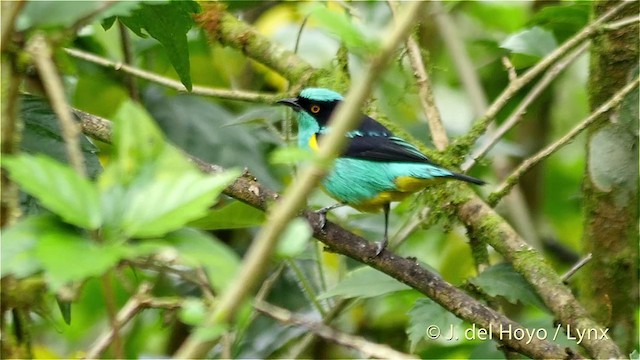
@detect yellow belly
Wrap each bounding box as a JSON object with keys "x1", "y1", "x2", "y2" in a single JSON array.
[{"x1": 337, "y1": 176, "x2": 446, "y2": 213}]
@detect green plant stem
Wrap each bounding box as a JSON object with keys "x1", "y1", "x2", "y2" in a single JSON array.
[
  {"x1": 286, "y1": 259, "x2": 326, "y2": 317},
  {"x1": 173, "y1": 3, "x2": 426, "y2": 358},
  {"x1": 488, "y1": 77, "x2": 640, "y2": 206}
]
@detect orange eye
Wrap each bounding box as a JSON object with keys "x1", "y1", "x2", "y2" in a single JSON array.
[{"x1": 310, "y1": 105, "x2": 321, "y2": 114}]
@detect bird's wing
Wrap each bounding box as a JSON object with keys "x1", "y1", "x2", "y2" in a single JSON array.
[{"x1": 338, "y1": 115, "x2": 434, "y2": 164}]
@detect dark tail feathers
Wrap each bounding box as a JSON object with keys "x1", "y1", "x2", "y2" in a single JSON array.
[{"x1": 449, "y1": 172, "x2": 485, "y2": 185}]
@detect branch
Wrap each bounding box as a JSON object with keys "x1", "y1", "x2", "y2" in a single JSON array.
[
  {"x1": 254, "y1": 301, "x2": 417, "y2": 359},
  {"x1": 462, "y1": 42, "x2": 590, "y2": 171},
  {"x1": 174, "y1": 4, "x2": 427, "y2": 358},
  {"x1": 388, "y1": 1, "x2": 449, "y2": 150},
  {"x1": 63, "y1": 48, "x2": 280, "y2": 103},
  {"x1": 489, "y1": 76, "x2": 640, "y2": 206},
  {"x1": 28, "y1": 34, "x2": 86, "y2": 176},
  {"x1": 76, "y1": 109, "x2": 574, "y2": 360},
  {"x1": 84, "y1": 283, "x2": 182, "y2": 359},
  {"x1": 451, "y1": 1, "x2": 633, "y2": 157}
]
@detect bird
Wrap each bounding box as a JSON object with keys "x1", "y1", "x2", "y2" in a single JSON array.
[{"x1": 277, "y1": 87, "x2": 484, "y2": 255}]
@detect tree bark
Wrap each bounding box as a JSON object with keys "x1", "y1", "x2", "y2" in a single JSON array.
[{"x1": 582, "y1": 0, "x2": 639, "y2": 354}]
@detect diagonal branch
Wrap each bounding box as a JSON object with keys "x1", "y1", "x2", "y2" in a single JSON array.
[
  {"x1": 63, "y1": 48, "x2": 280, "y2": 103},
  {"x1": 489, "y1": 76, "x2": 640, "y2": 206},
  {"x1": 450, "y1": 1, "x2": 633, "y2": 158},
  {"x1": 254, "y1": 301, "x2": 417, "y2": 359}
]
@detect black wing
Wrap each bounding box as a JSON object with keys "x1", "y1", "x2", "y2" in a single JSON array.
[{"x1": 340, "y1": 115, "x2": 434, "y2": 164}]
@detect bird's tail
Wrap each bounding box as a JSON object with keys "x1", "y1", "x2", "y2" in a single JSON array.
[{"x1": 448, "y1": 172, "x2": 485, "y2": 185}]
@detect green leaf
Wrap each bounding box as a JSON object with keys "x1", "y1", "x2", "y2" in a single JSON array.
[
  {"x1": 164, "y1": 229, "x2": 241, "y2": 292},
  {"x1": 32, "y1": 226, "x2": 123, "y2": 291},
  {"x1": 189, "y1": 201, "x2": 265, "y2": 230},
  {"x1": 179, "y1": 297, "x2": 207, "y2": 326},
  {"x1": 2, "y1": 154, "x2": 101, "y2": 229},
  {"x1": 407, "y1": 298, "x2": 462, "y2": 352},
  {"x1": 528, "y1": 3, "x2": 589, "y2": 42},
  {"x1": 469, "y1": 263, "x2": 546, "y2": 310},
  {"x1": 276, "y1": 218, "x2": 312, "y2": 258},
  {"x1": 306, "y1": 5, "x2": 375, "y2": 54},
  {"x1": 0, "y1": 215, "x2": 60, "y2": 278},
  {"x1": 118, "y1": 1, "x2": 200, "y2": 90},
  {"x1": 142, "y1": 87, "x2": 280, "y2": 189},
  {"x1": 119, "y1": 170, "x2": 239, "y2": 238},
  {"x1": 318, "y1": 266, "x2": 410, "y2": 299},
  {"x1": 16, "y1": 1, "x2": 142, "y2": 31},
  {"x1": 269, "y1": 146, "x2": 315, "y2": 165},
  {"x1": 500, "y1": 26, "x2": 558, "y2": 58},
  {"x1": 20, "y1": 95, "x2": 102, "y2": 178}
]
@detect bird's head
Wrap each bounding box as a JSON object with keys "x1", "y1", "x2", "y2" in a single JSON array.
[{"x1": 277, "y1": 88, "x2": 344, "y2": 129}]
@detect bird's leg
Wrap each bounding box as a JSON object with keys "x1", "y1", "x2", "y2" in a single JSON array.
[
  {"x1": 315, "y1": 203, "x2": 345, "y2": 230},
  {"x1": 375, "y1": 203, "x2": 391, "y2": 256}
]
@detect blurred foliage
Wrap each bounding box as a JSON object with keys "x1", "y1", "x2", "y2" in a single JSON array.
[{"x1": 2, "y1": 1, "x2": 636, "y2": 359}]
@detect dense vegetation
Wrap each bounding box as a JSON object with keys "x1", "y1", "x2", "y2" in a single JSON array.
[{"x1": 1, "y1": 1, "x2": 637, "y2": 359}]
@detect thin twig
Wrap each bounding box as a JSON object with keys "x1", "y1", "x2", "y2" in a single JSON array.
[
  {"x1": 118, "y1": 21, "x2": 139, "y2": 102},
  {"x1": 489, "y1": 77, "x2": 640, "y2": 205},
  {"x1": 501, "y1": 56, "x2": 518, "y2": 83},
  {"x1": 100, "y1": 273, "x2": 123, "y2": 358},
  {"x1": 462, "y1": 42, "x2": 590, "y2": 171},
  {"x1": 63, "y1": 48, "x2": 280, "y2": 103},
  {"x1": 173, "y1": 4, "x2": 427, "y2": 358},
  {"x1": 452, "y1": 1, "x2": 632, "y2": 154},
  {"x1": 431, "y1": 1, "x2": 488, "y2": 117},
  {"x1": 602, "y1": 14, "x2": 640, "y2": 31},
  {"x1": 85, "y1": 283, "x2": 182, "y2": 359},
  {"x1": 255, "y1": 301, "x2": 417, "y2": 359},
  {"x1": 286, "y1": 259, "x2": 327, "y2": 316},
  {"x1": 388, "y1": 1, "x2": 448, "y2": 150},
  {"x1": 561, "y1": 253, "x2": 593, "y2": 282},
  {"x1": 28, "y1": 34, "x2": 86, "y2": 176},
  {"x1": 1, "y1": 0, "x2": 25, "y2": 53}
]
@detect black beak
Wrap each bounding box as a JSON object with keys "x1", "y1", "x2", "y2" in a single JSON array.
[{"x1": 276, "y1": 97, "x2": 301, "y2": 111}]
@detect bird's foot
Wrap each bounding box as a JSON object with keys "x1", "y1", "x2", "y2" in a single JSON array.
[
  {"x1": 314, "y1": 203, "x2": 344, "y2": 230},
  {"x1": 375, "y1": 237, "x2": 388, "y2": 257}
]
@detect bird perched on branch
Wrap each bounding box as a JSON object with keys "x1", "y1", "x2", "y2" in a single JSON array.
[{"x1": 278, "y1": 88, "x2": 484, "y2": 255}]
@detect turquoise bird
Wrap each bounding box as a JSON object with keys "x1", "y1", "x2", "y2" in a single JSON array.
[{"x1": 278, "y1": 88, "x2": 484, "y2": 255}]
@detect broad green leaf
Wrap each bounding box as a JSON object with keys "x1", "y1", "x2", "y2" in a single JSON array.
[
  {"x1": 189, "y1": 201, "x2": 265, "y2": 230},
  {"x1": 529, "y1": 3, "x2": 589, "y2": 42},
  {"x1": 0, "y1": 215, "x2": 61, "y2": 278},
  {"x1": 500, "y1": 26, "x2": 557, "y2": 58},
  {"x1": 407, "y1": 298, "x2": 462, "y2": 352},
  {"x1": 20, "y1": 95, "x2": 102, "y2": 178},
  {"x1": 120, "y1": 170, "x2": 239, "y2": 238},
  {"x1": 318, "y1": 266, "x2": 410, "y2": 299},
  {"x1": 178, "y1": 297, "x2": 207, "y2": 325},
  {"x1": 164, "y1": 228, "x2": 241, "y2": 291},
  {"x1": 306, "y1": 5, "x2": 375, "y2": 54},
  {"x1": 142, "y1": 87, "x2": 279, "y2": 188},
  {"x1": 16, "y1": 1, "x2": 142, "y2": 31},
  {"x1": 2, "y1": 154, "x2": 101, "y2": 229},
  {"x1": 33, "y1": 225, "x2": 123, "y2": 291},
  {"x1": 276, "y1": 218, "x2": 312, "y2": 258},
  {"x1": 118, "y1": 1, "x2": 200, "y2": 90},
  {"x1": 104, "y1": 100, "x2": 167, "y2": 186},
  {"x1": 269, "y1": 146, "x2": 315, "y2": 165},
  {"x1": 469, "y1": 263, "x2": 546, "y2": 310}
]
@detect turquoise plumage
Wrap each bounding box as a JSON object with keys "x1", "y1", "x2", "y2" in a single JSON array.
[{"x1": 278, "y1": 88, "x2": 484, "y2": 255}]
